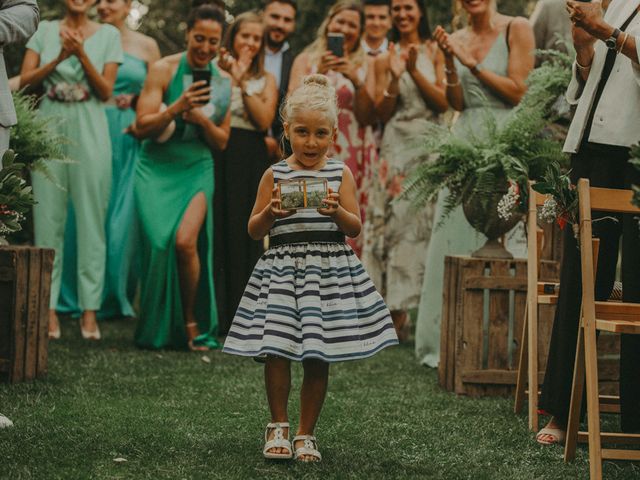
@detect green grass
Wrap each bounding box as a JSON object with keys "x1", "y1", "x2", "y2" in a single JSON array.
[{"x1": 1, "y1": 319, "x2": 639, "y2": 479}]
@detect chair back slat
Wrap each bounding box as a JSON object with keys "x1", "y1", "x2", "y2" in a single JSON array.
[{"x1": 589, "y1": 186, "x2": 640, "y2": 214}]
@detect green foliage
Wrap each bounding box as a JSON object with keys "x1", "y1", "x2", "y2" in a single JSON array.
[
  {"x1": 0, "y1": 149, "x2": 36, "y2": 244},
  {"x1": 402, "y1": 50, "x2": 572, "y2": 223},
  {"x1": 532, "y1": 160, "x2": 578, "y2": 232},
  {"x1": 10, "y1": 91, "x2": 69, "y2": 179}
]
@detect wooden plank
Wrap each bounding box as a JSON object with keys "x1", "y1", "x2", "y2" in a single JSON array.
[
  {"x1": 455, "y1": 258, "x2": 486, "y2": 395},
  {"x1": 439, "y1": 256, "x2": 457, "y2": 391},
  {"x1": 0, "y1": 250, "x2": 14, "y2": 382},
  {"x1": 23, "y1": 249, "x2": 40, "y2": 380},
  {"x1": 0, "y1": 266, "x2": 14, "y2": 281},
  {"x1": 37, "y1": 249, "x2": 53, "y2": 379},
  {"x1": 601, "y1": 449, "x2": 640, "y2": 461},
  {"x1": 578, "y1": 433, "x2": 640, "y2": 445},
  {"x1": 10, "y1": 249, "x2": 27, "y2": 383},
  {"x1": 463, "y1": 276, "x2": 526, "y2": 291},
  {"x1": 461, "y1": 369, "x2": 545, "y2": 385},
  {"x1": 596, "y1": 319, "x2": 640, "y2": 334},
  {"x1": 488, "y1": 261, "x2": 510, "y2": 371},
  {"x1": 589, "y1": 187, "x2": 639, "y2": 214}
]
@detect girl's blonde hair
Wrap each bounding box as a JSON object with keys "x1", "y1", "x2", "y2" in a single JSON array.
[
  {"x1": 451, "y1": 0, "x2": 497, "y2": 30},
  {"x1": 281, "y1": 74, "x2": 338, "y2": 128},
  {"x1": 304, "y1": 0, "x2": 366, "y2": 69}
]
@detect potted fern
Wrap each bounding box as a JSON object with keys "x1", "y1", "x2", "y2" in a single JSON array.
[{"x1": 403, "y1": 51, "x2": 572, "y2": 258}]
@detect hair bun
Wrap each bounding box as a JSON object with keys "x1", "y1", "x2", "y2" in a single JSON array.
[{"x1": 303, "y1": 74, "x2": 330, "y2": 88}]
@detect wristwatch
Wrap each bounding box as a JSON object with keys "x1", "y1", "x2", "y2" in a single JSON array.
[{"x1": 604, "y1": 28, "x2": 621, "y2": 50}]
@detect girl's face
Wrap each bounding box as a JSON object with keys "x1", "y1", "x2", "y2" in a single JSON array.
[
  {"x1": 460, "y1": 0, "x2": 492, "y2": 17},
  {"x1": 97, "y1": 0, "x2": 130, "y2": 25},
  {"x1": 391, "y1": 0, "x2": 421, "y2": 35},
  {"x1": 187, "y1": 19, "x2": 223, "y2": 69},
  {"x1": 285, "y1": 110, "x2": 336, "y2": 168},
  {"x1": 326, "y1": 9, "x2": 361, "y2": 55},
  {"x1": 65, "y1": 0, "x2": 96, "y2": 15},
  {"x1": 232, "y1": 21, "x2": 264, "y2": 59}
]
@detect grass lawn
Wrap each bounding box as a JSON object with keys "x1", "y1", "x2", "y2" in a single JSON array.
[{"x1": 1, "y1": 318, "x2": 639, "y2": 479}]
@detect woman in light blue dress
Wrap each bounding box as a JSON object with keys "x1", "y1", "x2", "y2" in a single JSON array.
[
  {"x1": 57, "y1": 0, "x2": 161, "y2": 319},
  {"x1": 414, "y1": 0, "x2": 535, "y2": 367}
]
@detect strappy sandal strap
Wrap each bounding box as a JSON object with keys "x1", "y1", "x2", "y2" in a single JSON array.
[
  {"x1": 293, "y1": 435, "x2": 322, "y2": 462},
  {"x1": 263, "y1": 422, "x2": 292, "y2": 458}
]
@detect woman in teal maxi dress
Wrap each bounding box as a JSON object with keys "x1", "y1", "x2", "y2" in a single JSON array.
[
  {"x1": 415, "y1": 10, "x2": 534, "y2": 367},
  {"x1": 133, "y1": 5, "x2": 231, "y2": 350}
]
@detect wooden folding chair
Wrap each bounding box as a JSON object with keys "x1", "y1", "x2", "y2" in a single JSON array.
[
  {"x1": 563, "y1": 179, "x2": 640, "y2": 479},
  {"x1": 514, "y1": 182, "x2": 559, "y2": 431}
]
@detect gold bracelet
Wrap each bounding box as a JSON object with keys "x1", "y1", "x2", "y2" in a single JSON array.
[
  {"x1": 618, "y1": 32, "x2": 629, "y2": 54},
  {"x1": 575, "y1": 58, "x2": 592, "y2": 70},
  {"x1": 445, "y1": 79, "x2": 461, "y2": 87}
]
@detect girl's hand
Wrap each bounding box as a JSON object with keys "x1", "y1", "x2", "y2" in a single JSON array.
[
  {"x1": 175, "y1": 81, "x2": 211, "y2": 114},
  {"x1": 433, "y1": 26, "x2": 454, "y2": 57},
  {"x1": 218, "y1": 47, "x2": 251, "y2": 84},
  {"x1": 270, "y1": 187, "x2": 296, "y2": 218},
  {"x1": 317, "y1": 51, "x2": 341, "y2": 75},
  {"x1": 388, "y1": 42, "x2": 407, "y2": 80},
  {"x1": 317, "y1": 188, "x2": 340, "y2": 217}
]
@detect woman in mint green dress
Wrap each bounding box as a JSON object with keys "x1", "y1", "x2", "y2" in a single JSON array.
[
  {"x1": 58, "y1": 0, "x2": 161, "y2": 319},
  {"x1": 133, "y1": 5, "x2": 231, "y2": 350},
  {"x1": 414, "y1": 1, "x2": 534, "y2": 367},
  {"x1": 19, "y1": 0, "x2": 123, "y2": 340}
]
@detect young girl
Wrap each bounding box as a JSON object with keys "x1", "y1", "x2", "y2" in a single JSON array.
[{"x1": 223, "y1": 74, "x2": 398, "y2": 462}]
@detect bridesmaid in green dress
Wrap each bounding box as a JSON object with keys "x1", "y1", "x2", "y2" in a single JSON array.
[
  {"x1": 414, "y1": 0, "x2": 534, "y2": 367},
  {"x1": 20, "y1": 0, "x2": 123, "y2": 340},
  {"x1": 58, "y1": 0, "x2": 161, "y2": 319},
  {"x1": 133, "y1": 4, "x2": 231, "y2": 350}
]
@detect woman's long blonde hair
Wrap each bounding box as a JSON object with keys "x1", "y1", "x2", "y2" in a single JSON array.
[
  {"x1": 451, "y1": 0, "x2": 497, "y2": 31},
  {"x1": 303, "y1": 0, "x2": 366, "y2": 69}
]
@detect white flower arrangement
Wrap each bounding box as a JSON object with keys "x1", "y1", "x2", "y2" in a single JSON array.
[{"x1": 47, "y1": 82, "x2": 90, "y2": 103}]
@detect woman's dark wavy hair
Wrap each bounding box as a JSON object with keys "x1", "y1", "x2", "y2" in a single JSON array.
[
  {"x1": 389, "y1": 0, "x2": 432, "y2": 42},
  {"x1": 187, "y1": 4, "x2": 226, "y2": 31}
]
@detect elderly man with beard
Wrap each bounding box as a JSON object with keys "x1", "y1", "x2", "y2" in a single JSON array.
[{"x1": 262, "y1": 0, "x2": 296, "y2": 159}]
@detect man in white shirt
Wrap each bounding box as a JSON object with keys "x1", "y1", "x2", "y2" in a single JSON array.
[
  {"x1": 362, "y1": 0, "x2": 391, "y2": 57},
  {"x1": 263, "y1": 0, "x2": 296, "y2": 158}
]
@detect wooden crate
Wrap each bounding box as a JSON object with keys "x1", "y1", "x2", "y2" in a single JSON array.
[
  {"x1": 438, "y1": 255, "x2": 620, "y2": 397},
  {"x1": 0, "y1": 246, "x2": 54, "y2": 383}
]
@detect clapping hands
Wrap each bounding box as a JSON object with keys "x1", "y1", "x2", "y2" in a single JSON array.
[
  {"x1": 59, "y1": 28, "x2": 85, "y2": 60},
  {"x1": 387, "y1": 43, "x2": 419, "y2": 80},
  {"x1": 433, "y1": 25, "x2": 476, "y2": 69}
]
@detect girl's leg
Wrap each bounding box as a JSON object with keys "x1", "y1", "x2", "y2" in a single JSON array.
[
  {"x1": 297, "y1": 359, "x2": 330, "y2": 461},
  {"x1": 175, "y1": 192, "x2": 208, "y2": 348},
  {"x1": 265, "y1": 355, "x2": 292, "y2": 455}
]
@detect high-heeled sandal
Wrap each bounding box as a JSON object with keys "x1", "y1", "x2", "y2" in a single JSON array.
[
  {"x1": 80, "y1": 319, "x2": 101, "y2": 340},
  {"x1": 293, "y1": 435, "x2": 321, "y2": 462},
  {"x1": 185, "y1": 322, "x2": 209, "y2": 351},
  {"x1": 263, "y1": 422, "x2": 293, "y2": 460}
]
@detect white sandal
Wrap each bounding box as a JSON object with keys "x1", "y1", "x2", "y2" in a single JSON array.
[
  {"x1": 263, "y1": 422, "x2": 293, "y2": 459},
  {"x1": 536, "y1": 427, "x2": 566, "y2": 445},
  {"x1": 293, "y1": 434, "x2": 322, "y2": 462}
]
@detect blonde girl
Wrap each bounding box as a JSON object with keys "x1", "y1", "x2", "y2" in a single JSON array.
[{"x1": 223, "y1": 74, "x2": 398, "y2": 462}]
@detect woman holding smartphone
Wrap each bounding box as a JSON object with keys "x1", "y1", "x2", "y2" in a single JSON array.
[
  {"x1": 362, "y1": 0, "x2": 447, "y2": 342},
  {"x1": 288, "y1": 0, "x2": 376, "y2": 257},
  {"x1": 133, "y1": 4, "x2": 231, "y2": 350},
  {"x1": 214, "y1": 12, "x2": 278, "y2": 333}
]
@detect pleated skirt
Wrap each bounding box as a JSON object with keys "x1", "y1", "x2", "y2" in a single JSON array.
[{"x1": 223, "y1": 242, "x2": 398, "y2": 362}]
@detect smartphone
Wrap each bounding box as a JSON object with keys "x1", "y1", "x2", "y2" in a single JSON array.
[
  {"x1": 192, "y1": 69, "x2": 211, "y2": 105},
  {"x1": 327, "y1": 32, "x2": 344, "y2": 58},
  {"x1": 192, "y1": 69, "x2": 211, "y2": 88}
]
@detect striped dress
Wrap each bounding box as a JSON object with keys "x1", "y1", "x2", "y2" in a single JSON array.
[{"x1": 223, "y1": 159, "x2": 398, "y2": 362}]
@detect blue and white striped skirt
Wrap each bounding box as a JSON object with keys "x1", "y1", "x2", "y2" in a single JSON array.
[{"x1": 223, "y1": 242, "x2": 398, "y2": 362}]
